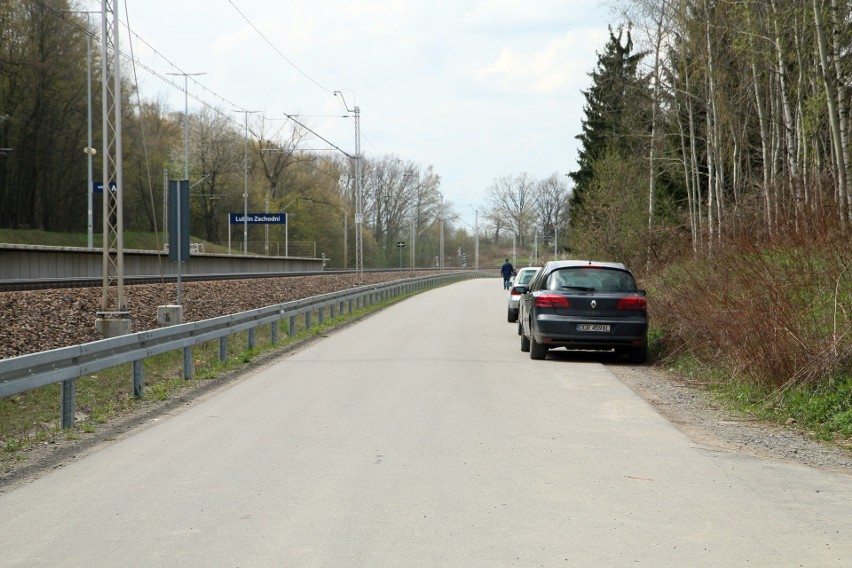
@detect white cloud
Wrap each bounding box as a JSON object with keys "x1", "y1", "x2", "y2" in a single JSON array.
[
  {"x1": 474, "y1": 28, "x2": 605, "y2": 96},
  {"x1": 113, "y1": 0, "x2": 615, "y2": 226}
]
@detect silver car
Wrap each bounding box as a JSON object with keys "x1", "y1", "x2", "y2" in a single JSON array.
[{"x1": 507, "y1": 266, "x2": 540, "y2": 322}]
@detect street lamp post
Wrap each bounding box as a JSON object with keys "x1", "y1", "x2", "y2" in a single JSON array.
[
  {"x1": 166, "y1": 72, "x2": 206, "y2": 180},
  {"x1": 335, "y1": 91, "x2": 363, "y2": 284},
  {"x1": 63, "y1": 10, "x2": 98, "y2": 249},
  {"x1": 439, "y1": 194, "x2": 445, "y2": 270},
  {"x1": 83, "y1": 13, "x2": 95, "y2": 250},
  {"x1": 474, "y1": 208, "x2": 479, "y2": 271},
  {"x1": 232, "y1": 109, "x2": 260, "y2": 255},
  {"x1": 167, "y1": 71, "x2": 205, "y2": 306}
]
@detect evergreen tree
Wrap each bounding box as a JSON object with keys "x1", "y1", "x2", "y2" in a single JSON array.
[{"x1": 569, "y1": 25, "x2": 646, "y2": 209}]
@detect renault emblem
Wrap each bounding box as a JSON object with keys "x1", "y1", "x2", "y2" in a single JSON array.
[{"x1": 591, "y1": 300, "x2": 597, "y2": 309}]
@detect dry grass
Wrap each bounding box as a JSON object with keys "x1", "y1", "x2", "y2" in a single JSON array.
[{"x1": 648, "y1": 232, "x2": 852, "y2": 390}]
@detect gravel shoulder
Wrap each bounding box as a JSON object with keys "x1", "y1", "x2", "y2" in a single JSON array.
[{"x1": 607, "y1": 362, "x2": 852, "y2": 475}]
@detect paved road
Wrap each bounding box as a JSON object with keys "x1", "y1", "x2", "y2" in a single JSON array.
[{"x1": 1, "y1": 278, "x2": 850, "y2": 567}]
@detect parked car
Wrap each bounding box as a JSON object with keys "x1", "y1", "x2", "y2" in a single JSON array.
[
  {"x1": 507, "y1": 266, "x2": 540, "y2": 322},
  {"x1": 516, "y1": 260, "x2": 648, "y2": 363}
]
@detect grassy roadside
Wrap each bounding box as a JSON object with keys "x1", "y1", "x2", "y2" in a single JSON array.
[
  {"x1": 0, "y1": 289, "x2": 417, "y2": 470},
  {"x1": 645, "y1": 238, "x2": 852, "y2": 445}
]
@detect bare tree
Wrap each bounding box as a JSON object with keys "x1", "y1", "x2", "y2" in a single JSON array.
[
  {"x1": 188, "y1": 107, "x2": 241, "y2": 243},
  {"x1": 534, "y1": 173, "x2": 571, "y2": 253},
  {"x1": 486, "y1": 173, "x2": 538, "y2": 247}
]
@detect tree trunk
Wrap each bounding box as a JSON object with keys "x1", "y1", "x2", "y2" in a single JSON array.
[
  {"x1": 770, "y1": 0, "x2": 802, "y2": 225},
  {"x1": 813, "y1": 0, "x2": 849, "y2": 220},
  {"x1": 829, "y1": 0, "x2": 851, "y2": 219}
]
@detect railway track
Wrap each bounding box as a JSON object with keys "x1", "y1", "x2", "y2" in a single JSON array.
[{"x1": 0, "y1": 270, "x2": 445, "y2": 359}]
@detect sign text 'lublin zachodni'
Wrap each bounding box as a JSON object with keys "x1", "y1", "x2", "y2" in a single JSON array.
[{"x1": 229, "y1": 213, "x2": 287, "y2": 225}]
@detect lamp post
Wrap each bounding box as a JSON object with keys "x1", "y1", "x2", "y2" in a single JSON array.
[
  {"x1": 83, "y1": 12, "x2": 95, "y2": 250},
  {"x1": 63, "y1": 10, "x2": 98, "y2": 249},
  {"x1": 468, "y1": 206, "x2": 480, "y2": 271},
  {"x1": 232, "y1": 109, "x2": 260, "y2": 255},
  {"x1": 166, "y1": 71, "x2": 205, "y2": 306},
  {"x1": 335, "y1": 91, "x2": 363, "y2": 284},
  {"x1": 439, "y1": 193, "x2": 444, "y2": 270},
  {"x1": 166, "y1": 72, "x2": 206, "y2": 180}
]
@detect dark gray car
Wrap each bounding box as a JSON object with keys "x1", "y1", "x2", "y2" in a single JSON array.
[{"x1": 516, "y1": 260, "x2": 648, "y2": 362}]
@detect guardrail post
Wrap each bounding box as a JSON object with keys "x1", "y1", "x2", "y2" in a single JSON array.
[
  {"x1": 319, "y1": 305, "x2": 325, "y2": 325},
  {"x1": 219, "y1": 337, "x2": 228, "y2": 361},
  {"x1": 60, "y1": 379, "x2": 75, "y2": 429},
  {"x1": 183, "y1": 347, "x2": 193, "y2": 379},
  {"x1": 289, "y1": 315, "x2": 296, "y2": 337},
  {"x1": 133, "y1": 360, "x2": 144, "y2": 399},
  {"x1": 248, "y1": 327, "x2": 256, "y2": 350},
  {"x1": 305, "y1": 310, "x2": 312, "y2": 330},
  {"x1": 329, "y1": 303, "x2": 336, "y2": 319},
  {"x1": 271, "y1": 320, "x2": 278, "y2": 344}
]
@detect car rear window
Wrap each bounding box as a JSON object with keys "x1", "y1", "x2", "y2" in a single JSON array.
[
  {"x1": 545, "y1": 267, "x2": 636, "y2": 292},
  {"x1": 517, "y1": 270, "x2": 537, "y2": 285}
]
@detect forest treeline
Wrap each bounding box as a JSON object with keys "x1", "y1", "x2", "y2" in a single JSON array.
[
  {"x1": 1, "y1": 1, "x2": 850, "y2": 273},
  {"x1": 567, "y1": 0, "x2": 850, "y2": 270},
  {"x1": 0, "y1": 1, "x2": 463, "y2": 268},
  {"x1": 568, "y1": 0, "x2": 850, "y2": 399}
]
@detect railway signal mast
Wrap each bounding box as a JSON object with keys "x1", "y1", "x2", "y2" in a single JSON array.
[{"x1": 95, "y1": 0, "x2": 130, "y2": 338}]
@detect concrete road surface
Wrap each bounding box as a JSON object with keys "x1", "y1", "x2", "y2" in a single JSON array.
[{"x1": 1, "y1": 278, "x2": 850, "y2": 567}]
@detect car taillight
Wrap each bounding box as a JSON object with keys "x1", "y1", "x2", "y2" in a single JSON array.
[
  {"x1": 534, "y1": 293, "x2": 570, "y2": 308},
  {"x1": 617, "y1": 296, "x2": 647, "y2": 310}
]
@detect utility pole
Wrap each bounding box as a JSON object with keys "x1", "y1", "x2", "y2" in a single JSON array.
[
  {"x1": 95, "y1": 0, "x2": 130, "y2": 338},
  {"x1": 167, "y1": 72, "x2": 206, "y2": 181},
  {"x1": 474, "y1": 208, "x2": 479, "y2": 271},
  {"x1": 439, "y1": 194, "x2": 444, "y2": 270},
  {"x1": 166, "y1": 71, "x2": 204, "y2": 307},
  {"x1": 232, "y1": 109, "x2": 260, "y2": 255},
  {"x1": 62, "y1": 10, "x2": 98, "y2": 249},
  {"x1": 353, "y1": 105, "x2": 363, "y2": 283},
  {"x1": 335, "y1": 91, "x2": 363, "y2": 284}
]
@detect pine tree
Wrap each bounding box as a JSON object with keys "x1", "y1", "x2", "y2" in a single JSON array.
[{"x1": 569, "y1": 25, "x2": 646, "y2": 208}]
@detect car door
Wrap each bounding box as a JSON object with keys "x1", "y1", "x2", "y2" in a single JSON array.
[{"x1": 519, "y1": 263, "x2": 550, "y2": 337}]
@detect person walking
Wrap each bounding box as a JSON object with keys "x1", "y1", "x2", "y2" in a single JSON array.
[{"x1": 500, "y1": 258, "x2": 514, "y2": 290}]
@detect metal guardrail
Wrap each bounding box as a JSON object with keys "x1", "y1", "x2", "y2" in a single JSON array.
[{"x1": 0, "y1": 272, "x2": 485, "y2": 429}]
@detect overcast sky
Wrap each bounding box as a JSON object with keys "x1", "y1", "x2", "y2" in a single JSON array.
[{"x1": 84, "y1": 0, "x2": 617, "y2": 229}]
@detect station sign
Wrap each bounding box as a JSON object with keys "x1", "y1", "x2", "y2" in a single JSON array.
[{"x1": 229, "y1": 213, "x2": 287, "y2": 225}]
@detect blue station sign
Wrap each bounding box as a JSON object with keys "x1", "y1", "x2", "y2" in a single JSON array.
[{"x1": 229, "y1": 213, "x2": 287, "y2": 225}]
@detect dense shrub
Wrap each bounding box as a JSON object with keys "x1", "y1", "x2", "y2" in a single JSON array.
[{"x1": 647, "y1": 236, "x2": 852, "y2": 390}]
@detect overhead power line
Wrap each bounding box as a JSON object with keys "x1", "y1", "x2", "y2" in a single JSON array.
[
  {"x1": 37, "y1": 0, "x2": 365, "y2": 160},
  {"x1": 226, "y1": 0, "x2": 335, "y2": 96}
]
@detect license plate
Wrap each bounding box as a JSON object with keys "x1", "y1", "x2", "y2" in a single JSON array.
[{"x1": 577, "y1": 324, "x2": 610, "y2": 332}]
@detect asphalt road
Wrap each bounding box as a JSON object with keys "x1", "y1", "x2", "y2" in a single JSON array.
[{"x1": 1, "y1": 278, "x2": 850, "y2": 567}]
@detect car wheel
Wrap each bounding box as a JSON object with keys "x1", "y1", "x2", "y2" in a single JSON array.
[
  {"x1": 628, "y1": 345, "x2": 648, "y2": 364},
  {"x1": 507, "y1": 308, "x2": 518, "y2": 323},
  {"x1": 520, "y1": 329, "x2": 530, "y2": 352},
  {"x1": 530, "y1": 334, "x2": 549, "y2": 360}
]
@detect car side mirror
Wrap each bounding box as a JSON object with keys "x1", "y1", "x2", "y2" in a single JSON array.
[
  {"x1": 514, "y1": 285, "x2": 529, "y2": 294},
  {"x1": 638, "y1": 289, "x2": 647, "y2": 296}
]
